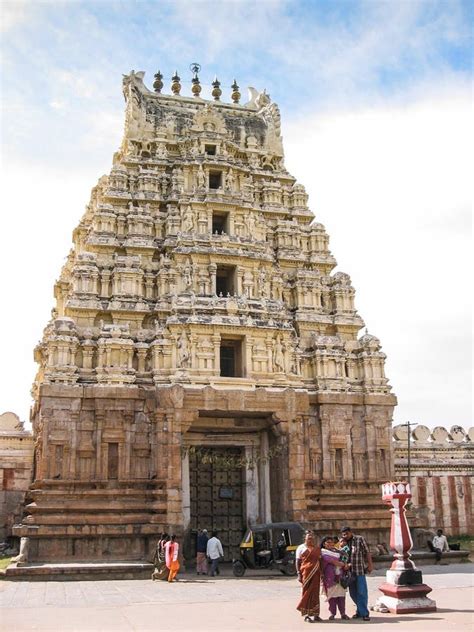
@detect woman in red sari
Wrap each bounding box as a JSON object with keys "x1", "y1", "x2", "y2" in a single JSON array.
[{"x1": 296, "y1": 530, "x2": 322, "y2": 623}]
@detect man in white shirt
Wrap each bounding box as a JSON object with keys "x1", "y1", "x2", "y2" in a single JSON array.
[
  {"x1": 430, "y1": 529, "x2": 449, "y2": 563},
  {"x1": 206, "y1": 530, "x2": 224, "y2": 577}
]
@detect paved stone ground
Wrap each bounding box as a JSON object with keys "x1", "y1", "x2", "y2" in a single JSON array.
[{"x1": 1, "y1": 563, "x2": 473, "y2": 631}]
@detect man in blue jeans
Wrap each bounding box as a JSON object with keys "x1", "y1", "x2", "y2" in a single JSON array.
[{"x1": 341, "y1": 526, "x2": 373, "y2": 622}]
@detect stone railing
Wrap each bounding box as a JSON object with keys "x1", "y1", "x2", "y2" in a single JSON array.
[{"x1": 393, "y1": 424, "x2": 474, "y2": 443}]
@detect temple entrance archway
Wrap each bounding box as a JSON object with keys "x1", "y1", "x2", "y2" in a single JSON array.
[{"x1": 182, "y1": 409, "x2": 279, "y2": 561}]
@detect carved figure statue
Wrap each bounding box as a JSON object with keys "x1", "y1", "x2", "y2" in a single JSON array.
[
  {"x1": 226, "y1": 168, "x2": 235, "y2": 191},
  {"x1": 259, "y1": 267, "x2": 268, "y2": 298},
  {"x1": 273, "y1": 335, "x2": 285, "y2": 372},
  {"x1": 177, "y1": 331, "x2": 190, "y2": 368},
  {"x1": 182, "y1": 261, "x2": 193, "y2": 290},
  {"x1": 182, "y1": 207, "x2": 195, "y2": 233},
  {"x1": 245, "y1": 213, "x2": 256, "y2": 237},
  {"x1": 197, "y1": 165, "x2": 206, "y2": 189},
  {"x1": 171, "y1": 169, "x2": 179, "y2": 193},
  {"x1": 161, "y1": 173, "x2": 169, "y2": 196},
  {"x1": 156, "y1": 143, "x2": 167, "y2": 159}
]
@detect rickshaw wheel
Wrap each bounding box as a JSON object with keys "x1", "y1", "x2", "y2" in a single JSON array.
[
  {"x1": 280, "y1": 565, "x2": 297, "y2": 576},
  {"x1": 232, "y1": 561, "x2": 246, "y2": 577}
]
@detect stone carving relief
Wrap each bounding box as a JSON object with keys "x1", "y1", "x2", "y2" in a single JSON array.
[{"x1": 33, "y1": 69, "x2": 392, "y2": 399}]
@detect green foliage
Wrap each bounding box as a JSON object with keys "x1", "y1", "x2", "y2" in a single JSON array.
[
  {"x1": 0, "y1": 557, "x2": 12, "y2": 573},
  {"x1": 181, "y1": 444, "x2": 284, "y2": 470}
]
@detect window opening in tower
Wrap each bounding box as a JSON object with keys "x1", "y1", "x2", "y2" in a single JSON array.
[
  {"x1": 220, "y1": 339, "x2": 243, "y2": 377},
  {"x1": 212, "y1": 211, "x2": 229, "y2": 234},
  {"x1": 216, "y1": 265, "x2": 235, "y2": 295},
  {"x1": 209, "y1": 171, "x2": 222, "y2": 189}
]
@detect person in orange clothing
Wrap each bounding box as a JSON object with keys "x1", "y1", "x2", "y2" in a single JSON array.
[{"x1": 164, "y1": 534, "x2": 180, "y2": 582}]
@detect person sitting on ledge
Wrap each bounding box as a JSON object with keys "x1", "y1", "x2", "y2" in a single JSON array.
[{"x1": 427, "y1": 529, "x2": 450, "y2": 563}]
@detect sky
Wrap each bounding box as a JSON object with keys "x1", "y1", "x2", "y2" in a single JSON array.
[{"x1": 0, "y1": 0, "x2": 472, "y2": 429}]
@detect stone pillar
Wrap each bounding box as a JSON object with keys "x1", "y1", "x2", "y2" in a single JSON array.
[
  {"x1": 375, "y1": 482, "x2": 436, "y2": 614},
  {"x1": 287, "y1": 415, "x2": 306, "y2": 521},
  {"x1": 259, "y1": 431, "x2": 272, "y2": 523},
  {"x1": 208, "y1": 263, "x2": 217, "y2": 295},
  {"x1": 245, "y1": 445, "x2": 259, "y2": 524},
  {"x1": 212, "y1": 333, "x2": 221, "y2": 375},
  {"x1": 181, "y1": 450, "x2": 190, "y2": 530}
]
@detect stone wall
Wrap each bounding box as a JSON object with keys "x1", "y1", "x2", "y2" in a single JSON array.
[
  {"x1": 0, "y1": 412, "x2": 34, "y2": 541},
  {"x1": 393, "y1": 424, "x2": 473, "y2": 536}
]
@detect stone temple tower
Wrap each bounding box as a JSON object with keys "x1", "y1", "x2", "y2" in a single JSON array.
[{"x1": 15, "y1": 68, "x2": 396, "y2": 563}]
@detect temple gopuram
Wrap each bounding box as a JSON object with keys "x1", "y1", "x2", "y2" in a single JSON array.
[{"x1": 14, "y1": 67, "x2": 396, "y2": 563}]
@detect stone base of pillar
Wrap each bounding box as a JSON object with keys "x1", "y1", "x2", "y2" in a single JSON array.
[{"x1": 376, "y1": 576, "x2": 436, "y2": 613}]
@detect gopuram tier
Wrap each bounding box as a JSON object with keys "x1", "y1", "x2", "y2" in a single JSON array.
[{"x1": 15, "y1": 69, "x2": 396, "y2": 563}]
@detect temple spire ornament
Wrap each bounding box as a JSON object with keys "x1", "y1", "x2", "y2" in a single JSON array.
[
  {"x1": 231, "y1": 79, "x2": 241, "y2": 104},
  {"x1": 211, "y1": 76, "x2": 222, "y2": 101},
  {"x1": 153, "y1": 70, "x2": 163, "y2": 93},
  {"x1": 190, "y1": 62, "x2": 202, "y2": 98},
  {"x1": 171, "y1": 71, "x2": 181, "y2": 95}
]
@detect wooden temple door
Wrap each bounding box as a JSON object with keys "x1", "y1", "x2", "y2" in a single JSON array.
[{"x1": 189, "y1": 446, "x2": 245, "y2": 560}]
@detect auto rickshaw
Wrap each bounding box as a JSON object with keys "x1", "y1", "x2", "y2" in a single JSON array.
[{"x1": 232, "y1": 522, "x2": 304, "y2": 577}]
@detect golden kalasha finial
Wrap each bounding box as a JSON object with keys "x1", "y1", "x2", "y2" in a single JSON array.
[
  {"x1": 153, "y1": 70, "x2": 163, "y2": 93},
  {"x1": 190, "y1": 62, "x2": 202, "y2": 98},
  {"x1": 171, "y1": 71, "x2": 181, "y2": 95},
  {"x1": 231, "y1": 79, "x2": 241, "y2": 104},
  {"x1": 211, "y1": 77, "x2": 222, "y2": 101}
]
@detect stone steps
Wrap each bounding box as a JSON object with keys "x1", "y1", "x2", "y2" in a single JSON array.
[
  {"x1": 14, "y1": 522, "x2": 164, "y2": 537},
  {"x1": 22, "y1": 513, "x2": 165, "y2": 525},
  {"x1": 372, "y1": 549, "x2": 470, "y2": 569},
  {"x1": 26, "y1": 500, "x2": 167, "y2": 513},
  {"x1": 31, "y1": 479, "x2": 166, "y2": 490},
  {"x1": 5, "y1": 560, "x2": 154, "y2": 581}
]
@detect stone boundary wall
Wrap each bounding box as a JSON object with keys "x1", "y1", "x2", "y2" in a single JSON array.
[
  {"x1": 393, "y1": 424, "x2": 473, "y2": 536},
  {"x1": 0, "y1": 412, "x2": 34, "y2": 541}
]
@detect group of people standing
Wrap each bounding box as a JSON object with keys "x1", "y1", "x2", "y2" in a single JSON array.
[
  {"x1": 296, "y1": 526, "x2": 373, "y2": 623},
  {"x1": 154, "y1": 524, "x2": 374, "y2": 624},
  {"x1": 153, "y1": 529, "x2": 224, "y2": 582},
  {"x1": 196, "y1": 529, "x2": 224, "y2": 577},
  {"x1": 153, "y1": 533, "x2": 180, "y2": 582}
]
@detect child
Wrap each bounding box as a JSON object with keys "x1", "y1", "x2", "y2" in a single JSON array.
[
  {"x1": 320, "y1": 535, "x2": 349, "y2": 620},
  {"x1": 336, "y1": 536, "x2": 351, "y2": 565}
]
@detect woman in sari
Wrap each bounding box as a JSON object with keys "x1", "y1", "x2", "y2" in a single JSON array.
[
  {"x1": 320, "y1": 535, "x2": 349, "y2": 620},
  {"x1": 296, "y1": 530, "x2": 322, "y2": 623},
  {"x1": 152, "y1": 533, "x2": 169, "y2": 581},
  {"x1": 164, "y1": 534, "x2": 180, "y2": 583}
]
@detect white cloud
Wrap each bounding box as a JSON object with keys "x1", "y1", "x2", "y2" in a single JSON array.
[
  {"x1": 284, "y1": 89, "x2": 472, "y2": 427},
  {"x1": 0, "y1": 0, "x2": 34, "y2": 33},
  {"x1": 49, "y1": 99, "x2": 67, "y2": 110},
  {"x1": 0, "y1": 161, "x2": 104, "y2": 424}
]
